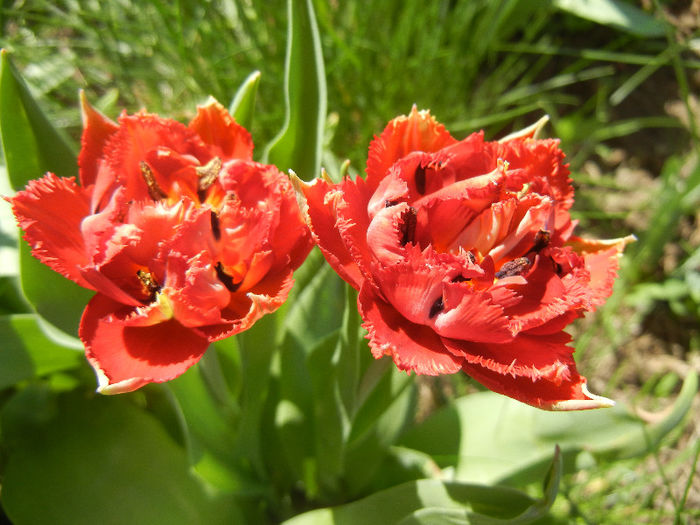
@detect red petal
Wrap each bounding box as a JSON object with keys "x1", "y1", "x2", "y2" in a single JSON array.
[
  {"x1": 79, "y1": 92, "x2": 119, "y2": 188},
  {"x1": 493, "y1": 137, "x2": 573, "y2": 215},
  {"x1": 359, "y1": 283, "x2": 462, "y2": 375},
  {"x1": 10, "y1": 174, "x2": 93, "y2": 289},
  {"x1": 568, "y1": 235, "x2": 635, "y2": 309},
  {"x1": 433, "y1": 285, "x2": 513, "y2": 343},
  {"x1": 298, "y1": 176, "x2": 367, "y2": 289},
  {"x1": 502, "y1": 253, "x2": 590, "y2": 334},
  {"x1": 196, "y1": 268, "x2": 296, "y2": 341},
  {"x1": 164, "y1": 252, "x2": 231, "y2": 327},
  {"x1": 433, "y1": 131, "x2": 495, "y2": 183},
  {"x1": 103, "y1": 112, "x2": 210, "y2": 202},
  {"x1": 367, "y1": 107, "x2": 456, "y2": 191},
  {"x1": 188, "y1": 99, "x2": 253, "y2": 161},
  {"x1": 365, "y1": 203, "x2": 411, "y2": 265},
  {"x1": 80, "y1": 294, "x2": 209, "y2": 394},
  {"x1": 460, "y1": 359, "x2": 612, "y2": 411},
  {"x1": 443, "y1": 332, "x2": 612, "y2": 409},
  {"x1": 442, "y1": 331, "x2": 575, "y2": 381}
]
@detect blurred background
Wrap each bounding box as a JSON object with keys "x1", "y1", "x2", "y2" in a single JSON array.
[{"x1": 1, "y1": 0, "x2": 699, "y2": 522}]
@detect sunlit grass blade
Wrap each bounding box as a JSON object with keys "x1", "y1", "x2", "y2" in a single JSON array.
[{"x1": 553, "y1": 0, "x2": 665, "y2": 37}]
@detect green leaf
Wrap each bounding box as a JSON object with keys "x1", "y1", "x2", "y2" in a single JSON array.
[
  {"x1": 281, "y1": 448, "x2": 561, "y2": 525},
  {"x1": 0, "y1": 49, "x2": 77, "y2": 189},
  {"x1": 400, "y1": 371, "x2": 698, "y2": 486},
  {"x1": 0, "y1": 164, "x2": 19, "y2": 279},
  {"x1": 17, "y1": 241, "x2": 93, "y2": 336},
  {"x1": 233, "y1": 313, "x2": 279, "y2": 477},
  {"x1": 167, "y1": 351, "x2": 239, "y2": 471},
  {"x1": 0, "y1": 314, "x2": 83, "y2": 389},
  {"x1": 306, "y1": 285, "x2": 362, "y2": 495},
  {"x1": 552, "y1": 0, "x2": 665, "y2": 38},
  {"x1": 284, "y1": 255, "x2": 346, "y2": 348},
  {"x1": 0, "y1": 50, "x2": 92, "y2": 337},
  {"x1": 263, "y1": 0, "x2": 326, "y2": 181},
  {"x1": 343, "y1": 362, "x2": 416, "y2": 495},
  {"x1": 1, "y1": 388, "x2": 239, "y2": 525},
  {"x1": 229, "y1": 70, "x2": 261, "y2": 130},
  {"x1": 0, "y1": 276, "x2": 30, "y2": 315}
]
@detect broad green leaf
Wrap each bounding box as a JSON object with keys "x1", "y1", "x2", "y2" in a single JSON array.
[
  {"x1": 336, "y1": 285, "x2": 362, "y2": 416},
  {"x1": 167, "y1": 350, "x2": 239, "y2": 472},
  {"x1": 263, "y1": 0, "x2": 327, "y2": 181},
  {"x1": 400, "y1": 371, "x2": 698, "y2": 486},
  {"x1": 0, "y1": 50, "x2": 77, "y2": 188},
  {"x1": 0, "y1": 314, "x2": 83, "y2": 389},
  {"x1": 233, "y1": 313, "x2": 279, "y2": 477},
  {"x1": 229, "y1": 70, "x2": 261, "y2": 130},
  {"x1": 0, "y1": 164, "x2": 18, "y2": 278},
  {"x1": 258, "y1": 251, "x2": 344, "y2": 493},
  {"x1": 284, "y1": 253, "x2": 346, "y2": 349},
  {"x1": 272, "y1": 331, "x2": 327, "y2": 491},
  {"x1": 1, "y1": 388, "x2": 238, "y2": 525},
  {"x1": 343, "y1": 362, "x2": 416, "y2": 495},
  {"x1": 367, "y1": 446, "x2": 443, "y2": 492},
  {"x1": 308, "y1": 332, "x2": 351, "y2": 494},
  {"x1": 307, "y1": 285, "x2": 363, "y2": 495},
  {"x1": 0, "y1": 50, "x2": 92, "y2": 336},
  {"x1": 553, "y1": 0, "x2": 665, "y2": 38},
  {"x1": 17, "y1": 241, "x2": 93, "y2": 336},
  {"x1": 282, "y1": 447, "x2": 561, "y2": 525},
  {"x1": 0, "y1": 276, "x2": 29, "y2": 315}
]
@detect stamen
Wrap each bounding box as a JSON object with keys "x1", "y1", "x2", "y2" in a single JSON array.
[
  {"x1": 140, "y1": 162, "x2": 167, "y2": 200},
  {"x1": 385, "y1": 199, "x2": 399, "y2": 208},
  {"x1": 215, "y1": 262, "x2": 241, "y2": 292},
  {"x1": 495, "y1": 257, "x2": 531, "y2": 279},
  {"x1": 210, "y1": 211, "x2": 221, "y2": 241},
  {"x1": 414, "y1": 164, "x2": 426, "y2": 195},
  {"x1": 400, "y1": 206, "x2": 417, "y2": 246},
  {"x1": 429, "y1": 296, "x2": 444, "y2": 318},
  {"x1": 531, "y1": 229, "x2": 551, "y2": 253},
  {"x1": 136, "y1": 269, "x2": 160, "y2": 301},
  {"x1": 196, "y1": 157, "x2": 223, "y2": 192}
]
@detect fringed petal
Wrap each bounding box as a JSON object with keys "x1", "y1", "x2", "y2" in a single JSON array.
[
  {"x1": 9, "y1": 173, "x2": 93, "y2": 288},
  {"x1": 188, "y1": 98, "x2": 254, "y2": 161},
  {"x1": 359, "y1": 283, "x2": 462, "y2": 375},
  {"x1": 366, "y1": 106, "x2": 456, "y2": 191},
  {"x1": 80, "y1": 294, "x2": 209, "y2": 394}
]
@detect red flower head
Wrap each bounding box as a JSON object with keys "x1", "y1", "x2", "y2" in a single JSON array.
[
  {"x1": 9, "y1": 96, "x2": 312, "y2": 393},
  {"x1": 296, "y1": 107, "x2": 633, "y2": 410}
]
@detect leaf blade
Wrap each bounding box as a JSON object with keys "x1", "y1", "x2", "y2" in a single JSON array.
[{"x1": 263, "y1": 0, "x2": 327, "y2": 181}]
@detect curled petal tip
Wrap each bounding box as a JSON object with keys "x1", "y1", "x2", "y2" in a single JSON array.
[
  {"x1": 288, "y1": 170, "x2": 310, "y2": 192},
  {"x1": 93, "y1": 366, "x2": 146, "y2": 395},
  {"x1": 200, "y1": 95, "x2": 223, "y2": 109},
  {"x1": 549, "y1": 382, "x2": 615, "y2": 411},
  {"x1": 499, "y1": 115, "x2": 550, "y2": 143},
  {"x1": 339, "y1": 159, "x2": 351, "y2": 179},
  {"x1": 79, "y1": 90, "x2": 117, "y2": 129}
]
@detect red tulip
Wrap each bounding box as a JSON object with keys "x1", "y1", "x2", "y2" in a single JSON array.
[
  {"x1": 295, "y1": 107, "x2": 633, "y2": 410},
  {"x1": 9, "y1": 96, "x2": 311, "y2": 393}
]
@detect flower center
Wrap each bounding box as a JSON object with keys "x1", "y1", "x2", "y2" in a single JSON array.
[{"x1": 136, "y1": 268, "x2": 161, "y2": 302}]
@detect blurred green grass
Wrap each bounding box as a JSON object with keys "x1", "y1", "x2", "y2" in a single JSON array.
[{"x1": 1, "y1": 0, "x2": 699, "y2": 523}]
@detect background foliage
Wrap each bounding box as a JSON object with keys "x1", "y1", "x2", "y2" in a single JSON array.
[{"x1": 0, "y1": 0, "x2": 699, "y2": 523}]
